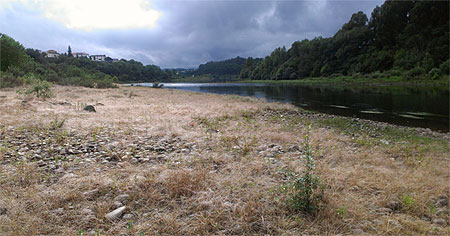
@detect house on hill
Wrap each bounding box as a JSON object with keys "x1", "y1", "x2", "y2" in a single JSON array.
[
  {"x1": 90, "y1": 55, "x2": 106, "y2": 61},
  {"x1": 73, "y1": 52, "x2": 89, "y2": 58},
  {"x1": 45, "y1": 50, "x2": 59, "y2": 58}
]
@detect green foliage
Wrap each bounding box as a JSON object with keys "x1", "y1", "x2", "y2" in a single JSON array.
[
  {"x1": 18, "y1": 74, "x2": 53, "y2": 99},
  {"x1": 401, "y1": 195, "x2": 416, "y2": 211},
  {"x1": 241, "y1": 1, "x2": 448, "y2": 81},
  {"x1": 0, "y1": 33, "x2": 33, "y2": 72},
  {"x1": 282, "y1": 129, "x2": 323, "y2": 214},
  {"x1": 194, "y1": 57, "x2": 247, "y2": 76},
  {"x1": 0, "y1": 71, "x2": 24, "y2": 88},
  {"x1": 439, "y1": 59, "x2": 449, "y2": 75}
]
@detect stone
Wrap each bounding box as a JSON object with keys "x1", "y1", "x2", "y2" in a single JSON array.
[
  {"x1": 386, "y1": 200, "x2": 401, "y2": 211},
  {"x1": 80, "y1": 208, "x2": 93, "y2": 215},
  {"x1": 83, "y1": 105, "x2": 96, "y2": 112},
  {"x1": 435, "y1": 209, "x2": 448, "y2": 217},
  {"x1": 114, "y1": 194, "x2": 130, "y2": 204},
  {"x1": 122, "y1": 214, "x2": 133, "y2": 220},
  {"x1": 436, "y1": 196, "x2": 449, "y2": 207},
  {"x1": 105, "y1": 206, "x2": 126, "y2": 220},
  {"x1": 432, "y1": 218, "x2": 446, "y2": 225},
  {"x1": 0, "y1": 207, "x2": 6, "y2": 215},
  {"x1": 376, "y1": 207, "x2": 392, "y2": 215},
  {"x1": 112, "y1": 201, "x2": 123, "y2": 208},
  {"x1": 83, "y1": 189, "x2": 99, "y2": 200}
]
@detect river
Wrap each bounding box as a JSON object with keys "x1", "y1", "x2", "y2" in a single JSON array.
[{"x1": 133, "y1": 82, "x2": 449, "y2": 132}]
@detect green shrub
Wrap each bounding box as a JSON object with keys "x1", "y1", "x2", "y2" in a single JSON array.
[
  {"x1": 404, "y1": 67, "x2": 426, "y2": 80},
  {"x1": 281, "y1": 128, "x2": 323, "y2": 214},
  {"x1": 439, "y1": 59, "x2": 449, "y2": 75},
  {"x1": 0, "y1": 71, "x2": 24, "y2": 88},
  {"x1": 18, "y1": 74, "x2": 53, "y2": 99}
]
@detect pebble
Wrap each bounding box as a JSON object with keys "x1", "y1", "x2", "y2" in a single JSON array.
[
  {"x1": 105, "y1": 206, "x2": 126, "y2": 220},
  {"x1": 432, "y1": 218, "x2": 446, "y2": 225},
  {"x1": 83, "y1": 189, "x2": 99, "y2": 200},
  {"x1": 122, "y1": 214, "x2": 133, "y2": 220},
  {"x1": 436, "y1": 196, "x2": 449, "y2": 207}
]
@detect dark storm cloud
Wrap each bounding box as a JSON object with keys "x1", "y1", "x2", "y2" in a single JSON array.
[{"x1": 0, "y1": 0, "x2": 383, "y2": 68}]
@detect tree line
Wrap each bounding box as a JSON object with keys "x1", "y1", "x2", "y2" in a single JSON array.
[
  {"x1": 240, "y1": 0, "x2": 449, "y2": 81},
  {"x1": 0, "y1": 34, "x2": 171, "y2": 88}
]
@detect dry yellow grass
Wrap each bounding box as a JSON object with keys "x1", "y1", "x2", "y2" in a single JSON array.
[{"x1": 0, "y1": 85, "x2": 448, "y2": 235}]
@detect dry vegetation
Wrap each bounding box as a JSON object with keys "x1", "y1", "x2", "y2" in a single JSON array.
[{"x1": 0, "y1": 85, "x2": 449, "y2": 235}]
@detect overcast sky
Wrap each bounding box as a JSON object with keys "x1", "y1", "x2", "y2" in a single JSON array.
[{"x1": 0, "y1": 0, "x2": 383, "y2": 68}]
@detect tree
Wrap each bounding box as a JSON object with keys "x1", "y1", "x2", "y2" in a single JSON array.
[
  {"x1": 0, "y1": 33, "x2": 32, "y2": 72},
  {"x1": 68, "y1": 45, "x2": 73, "y2": 57}
]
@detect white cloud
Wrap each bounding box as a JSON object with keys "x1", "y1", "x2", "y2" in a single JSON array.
[{"x1": 35, "y1": 0, "x2": 161, "y2": 30}]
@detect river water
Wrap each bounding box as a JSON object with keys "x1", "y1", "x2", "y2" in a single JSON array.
[{"x1": 134, "y1": 83, "x2": 449, "y2": 132}]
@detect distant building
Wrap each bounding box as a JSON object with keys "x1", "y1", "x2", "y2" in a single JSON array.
[
  {"x1": 73, "y1": 52, "x2": 89, "y2": 58},
  {"x1": 90, "y1": 55, "x2": 106, "y2": 61},
  {"x1": 45, "y1": 50, "x2": 59, "y2": 58},
  {"x1": 112, "y1": 58, "x2": 119, "y2": 62}
]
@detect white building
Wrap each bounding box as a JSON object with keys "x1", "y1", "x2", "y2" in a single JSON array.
[
  {"x1": 73, "y1": 52, "x2": 89, "y2": 58},
  {"x1": 45, "y1": 50, "x2": 59, "y2": 58},
  {"x1": 90, "y1": 55, "x2": 106, "y2": 61}
]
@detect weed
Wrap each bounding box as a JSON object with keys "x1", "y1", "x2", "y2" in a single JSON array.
[
  {"x1": 17, "y1": 74, "x2": 53, "y2": 99},
  {"x1": 337, "y1": 205, "x2": 347, "y2": 218},
  {"x1": 281, "y1": 127, "x2": 323, "y2": 214},
  {"x1": 49, "y1": 116, "x2": 65, "y2": 130},
  {"x1": 402, "y1": 195, "x2": 416, "y2": 212}
]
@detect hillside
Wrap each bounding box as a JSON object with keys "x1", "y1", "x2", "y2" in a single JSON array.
[{"x1": 241, "y1": 0, "x2": 449, "y2": 81}]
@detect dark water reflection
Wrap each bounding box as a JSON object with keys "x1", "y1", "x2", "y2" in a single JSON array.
[{"x1": 135, "y1": 83, "x2": 449, "y2": 132}]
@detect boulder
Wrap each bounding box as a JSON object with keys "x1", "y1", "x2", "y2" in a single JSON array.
[{"x1": 83, "y1": 105, "x2": 96, "y2": 112}]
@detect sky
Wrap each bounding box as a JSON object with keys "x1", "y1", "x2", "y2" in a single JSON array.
[{"x1": 0, "y1": 0, "x2": 383, "y2": 68}]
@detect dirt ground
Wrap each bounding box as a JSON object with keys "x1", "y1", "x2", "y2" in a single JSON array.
[{"x1": 0, "y1": 85, "x2": 448, "y2": 235}]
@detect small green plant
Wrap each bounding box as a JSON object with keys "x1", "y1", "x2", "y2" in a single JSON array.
[
  {"x1": 281, "y1": 127, "x2": 323, "y2": 214},
  {"x1": 17, "y1": 74, "x2": 53, "y2": 99},
  {"x1": 337, "y1": 205, "x2": 347, "y2": 217},
  {"x1": 49, "y1": 116, "x2": 65, "y2": 130},
  {"x1": 402, "y1": 195, "x2": 416, "y2": 211}
]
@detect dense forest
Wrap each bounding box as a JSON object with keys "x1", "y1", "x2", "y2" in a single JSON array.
[
  {"x1": 240, "y1": 0, "x2": 449, "y2": 81},
  {"x1": 194, "y1": 57, "x2": 247, "y2": 76},
  {"x1": 0, "y1": 34, "x2": 170, "y2": 88}
]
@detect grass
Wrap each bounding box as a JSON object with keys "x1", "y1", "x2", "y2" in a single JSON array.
[
  {"x1": 0, "y1": 85, "x2": 448, "y2": 235},
  {"x1": 238, "y1": 74, "x2": 449, "y2": 87}
]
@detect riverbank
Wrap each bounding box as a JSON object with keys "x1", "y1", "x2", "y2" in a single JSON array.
[
  {"x1": 0, "y1": 85, "x2": 448, "y2": 235},
  {"x1": 238, "y1": 75, "x2": 449, "y2": 87}
]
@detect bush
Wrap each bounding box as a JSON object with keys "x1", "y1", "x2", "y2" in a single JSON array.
[
  {"x1": 0, "y1": 71, "x2": 24, "y2": 88},
  {"x1": 403, "y1": 67, "x2": 425, "y2": 80},
  {"x1": 18, "y1": 74, "x2": 53, "y2": 99},
  {"x1": 282, "y1": 128, "x2": 323, "y2": 214},
  {"x1": 389, "y1": 69, "x2": 402, "y2": 76},
  {"x1": 439, "y1": 59, "x2": 449, "y2": 75}
]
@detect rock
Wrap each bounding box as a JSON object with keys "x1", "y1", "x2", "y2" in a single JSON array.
[
  {"x1": 83, "y1": 105, "x2": 96, "y2": 112},
  {"x1": 288, "y1": 145, "x2": 300, "y2": 152},
  {"x1": 105, "y1": 206, "x2": 126, "y2": 220},
  {"x1": 114, "y1": 194, "x2": 130, "y2": 204},
  {"x1": 435, "y1": 209, "x2": 448, "y2": 217},
  {"x1": 122, "y1": 214, "x2": 133, "y2": 220},
  {"x1": 54, "y1": 208, "x2": 64, "y2": 215},
  {"x1": 386, "y1": 200, "x2": 401, "y2": 211},
  {"x1": 112, "y1": 201, "x2": 123, "y2": 208},
  {"x1": 376, "y1": 207, "x2": 392, "y2": 215},
  {"x1": 0, "y1": 207, "x2": 6, "y2": 215},
  {"x1": 432, "y1": 218, "x2": 446, "y2": 225},
  {"x1": 83, "y1": 189, "x2": 99, "y2": 200},
  {"x1": 80, "y1": 208, "x2": 93, "y2": 215},
  {"x1": 436, "y1": 196, "x2": 449, "y2": 207}
]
